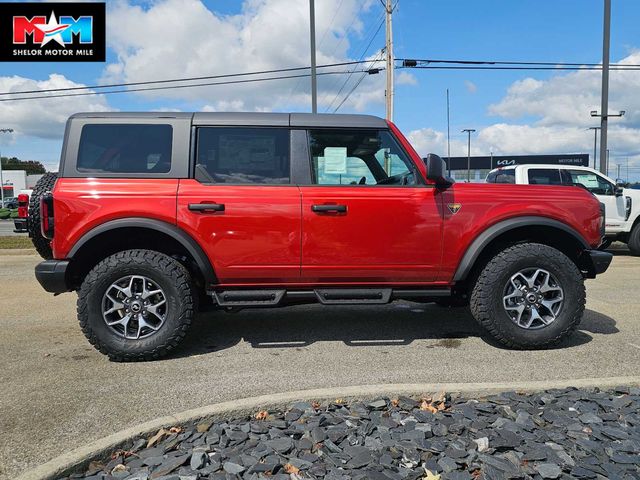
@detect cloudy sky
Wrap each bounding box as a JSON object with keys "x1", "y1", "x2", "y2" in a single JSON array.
[{"x1": 1, "y1": 0, "x2": 640, "y2": 180}]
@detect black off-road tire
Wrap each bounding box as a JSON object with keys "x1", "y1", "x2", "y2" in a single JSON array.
[
  {"x1": 628, "y1": 223, "x2": 640, "y2": 256},
  {"x1": 470, "y1": 243, "x2": 585, "y2": 349},
  {"x1": 27, "y1": 172, "x2": 58, "y2": 259},
  {"x1": 77, "y1": 249, "x2": 194, "y2": 362}
]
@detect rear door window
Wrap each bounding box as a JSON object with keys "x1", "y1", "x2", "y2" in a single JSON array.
[
  {"x1": 195, "y1": 128, "x2": 290, "y2": 184},
  {"x1": 77, "y1": 124, "x2": 173, "y2": 174},
  {"x1": 527, "y1": 168, "x2": 561, "y2": 185}
]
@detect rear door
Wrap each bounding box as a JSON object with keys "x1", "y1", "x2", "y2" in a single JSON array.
[
  {"x1": 299, "y1": 128, "x2": 442, "y2": 283},
  {"x1": 177, "y1": 126, "x2": 301, "y2": 284}
]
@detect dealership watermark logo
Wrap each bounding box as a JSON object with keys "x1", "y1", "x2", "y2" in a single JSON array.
[{"x1": 0, "y1": 2, "x2": 105, "y2": 62}]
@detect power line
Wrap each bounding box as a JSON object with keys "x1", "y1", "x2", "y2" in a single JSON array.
[
  {"x1": 403, "y1": 65, "x2": 640, "y2": 71},
  {"x1": 0, "y1": 69, "x2": 382, "y2": 102},
  {"x1": 334, "y1": 50, "x2": 384, "y2": 112},
  {"x1": 325, "y1": 16, "x2": 385, "y2": 111},
  {"x1": 0, "y1": 60, "x2": 376, "y2": 97}
]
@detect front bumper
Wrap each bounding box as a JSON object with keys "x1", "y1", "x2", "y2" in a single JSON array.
[
  {"x1": 579, "y1": 249, "x2": 613, "y2": 278},
  {"x1": 13, "y1": 218, "x2": 27, "y2": 233},
  {"x1": 35, "y1": 260, "x2": 70, "y2": 294}
]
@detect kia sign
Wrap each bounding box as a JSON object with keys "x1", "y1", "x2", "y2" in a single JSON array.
[{"x1": 0, "y1": 2, "x2": 105, "y2": 62}]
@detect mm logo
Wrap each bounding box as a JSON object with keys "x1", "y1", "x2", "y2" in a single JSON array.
[
  {"x1": 447, "y1": 203, "x2": 462, "y2": 215},
  {"x1": 13, "y1": 13, "x2": 93, "y2": 47},
  {"x1": 0, "y1": 2, "x2": 105, "y2": 62}
]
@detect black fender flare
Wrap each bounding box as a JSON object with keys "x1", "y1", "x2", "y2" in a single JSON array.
[
  {"x1": 68, "y1": 217, "x2": 217, "y2": 284},
  {"x1": 453, "y1": 216, "x2": 590, "y2": 282}
]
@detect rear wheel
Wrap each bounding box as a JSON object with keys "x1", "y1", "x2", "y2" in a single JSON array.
[
  {"x1": 77, "y1": 249, "x2": 194, "y2": 361},
  {"x1": 28, "y1": 172, "x2": 58, "y2": 259},
  {"x1": 628, "y1": 223, "x2": 640, "y2": 256},
  {"x1": 470, "y1": 243, "x2": 585, "y2": 349}
]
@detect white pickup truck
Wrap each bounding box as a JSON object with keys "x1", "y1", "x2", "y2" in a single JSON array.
[{"x1": 486, "y1": 164, "x2": 640, "y2": 255}]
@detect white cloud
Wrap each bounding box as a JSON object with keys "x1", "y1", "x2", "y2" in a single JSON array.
[
  {"x1": 0, "y1": 74, "x2": 110, "y2": 140},
  {"x1": 396, "y1": 72, "x2": 418, "y2": 86},
  {"x1": 464, "y1": 80, "x2": 477, "y2": 94},
  {"x1": 103, "y1": 0, "x2": 381, "y2": 112}
]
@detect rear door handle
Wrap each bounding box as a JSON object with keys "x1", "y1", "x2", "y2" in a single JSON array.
[
  {"x1": 311, "y1": 204, "x2": 347, "y2": 213},
  {"x1": 188, "y1": 203, "x2": 225, "y2": 212}
]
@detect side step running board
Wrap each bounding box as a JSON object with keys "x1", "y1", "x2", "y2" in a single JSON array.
[
  {"x1": 211, "y1": 287, "x2": 452, "y2": 307},
  {"x1": 314, "y1": 288, "x2": 392, "y2": 305},
  {"x1": 213, "y1": 289, "x2": 285, "y2": 307}
]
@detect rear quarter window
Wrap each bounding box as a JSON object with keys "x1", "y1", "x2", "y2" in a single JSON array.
[
  {"x1": 77, "y1": 124, "x2": 173, "y2": 174},
  {"x1": 486, "y1": 170, "x2": 515, "y2": 184}
]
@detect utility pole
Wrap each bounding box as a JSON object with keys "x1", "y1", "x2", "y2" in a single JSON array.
[
  {"x1": 309, "y1": 0, "x2": 317, "y2": 113},
  {"x1": 598, "y1": 0, "x2": 611, "y2": 174},
  {"x1": 588, "y1": 127, "x2": 600, "y2": 169},
  {"x1": 446, "y1": 89, "x2": 451, "y2": 176},
  {"x1": 0, "y1": 128, "x2": 14, "y2": 206},
  {"x1": 462, "y1": 129, "x2": 476, "y2": 182},
  {"x1": 384, "y1": 0, "x2": 394, "y2": 121}
]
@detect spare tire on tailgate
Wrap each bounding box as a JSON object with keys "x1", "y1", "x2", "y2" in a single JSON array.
[{"x1": 28, "y1": 172, "x2": 58, "y2": 259}]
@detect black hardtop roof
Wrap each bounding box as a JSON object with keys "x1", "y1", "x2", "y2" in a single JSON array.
[{"x1": 69, "y1": 112, "x2": 388, "y2": 129}]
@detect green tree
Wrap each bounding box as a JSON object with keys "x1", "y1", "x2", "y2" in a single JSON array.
[{"x1": 1, "y1": 156, "x2": 46, "y2": 174}]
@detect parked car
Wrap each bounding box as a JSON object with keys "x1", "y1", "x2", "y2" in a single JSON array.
[
  {"x1": 2, "y1": 197, "x2": 18, "y2": 209},
  {"x1": 486, "y1": 164, "x2": 640, "y2": 254},
  {"x1": 13, "y1": 190, "x2": 32, "y2": 233},
  {"x1": 32, "y1": 112, "x2": 610, "y2": 361}
]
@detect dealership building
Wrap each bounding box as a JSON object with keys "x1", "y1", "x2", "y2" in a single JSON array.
[
  {"x1": 442, "y1": 154, "x2": 589, "y2": 182},
  {"x1": 1, "y1": 170, "x2": 44, "y2": 197}
]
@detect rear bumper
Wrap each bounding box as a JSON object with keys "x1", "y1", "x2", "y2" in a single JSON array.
[
  {"x1": 35, "y1": 260, "x2": 70, "y2": 294},
  {"x1": 13, "y1": 218, "x2": 27, "y2": 233},
  {"x1": 579, "y1": 249, "x2": 613, "y2": 278}
]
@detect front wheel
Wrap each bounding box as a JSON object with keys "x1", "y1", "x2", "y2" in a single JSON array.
[
  {"x1": 470, "y1": 243, "x2": 585, "y2": 349},
  {"x1": 628, "y1": 223, "x2": 640, "y2": 256},
  {"x1": 77, "y1": 249, "x2": 195, "y2": 361}
]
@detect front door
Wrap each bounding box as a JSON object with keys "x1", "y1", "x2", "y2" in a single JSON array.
[
  {"x1": 177, "y1": 126, "x2": 301, "y2": 284},
  {"x1": 299, "y1": 128, "x2": 443, "y2": 283},
  {"x1": 562, "y1": 169, "x2": 627, "y2": 232}
]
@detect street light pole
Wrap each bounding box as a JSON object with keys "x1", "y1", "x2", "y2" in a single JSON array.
[
  {"x1": 462, "y1": 129, "x2": 476, "y2": 182},
  {"x1": 384, "y1": 0, "x2": 395, "y2": 121},
  {"x1": 0, "y1": 128, "x2": 14, "y2": 206},
  {"x1": 588, "y1": 127, "x2": 600, "y2": 169},
  {"x1": 599, "y1": 0, "x2": 611, "y2": 175},
  {"x1": 309, "y1": 0, "x2": 317, "y2": 113}
]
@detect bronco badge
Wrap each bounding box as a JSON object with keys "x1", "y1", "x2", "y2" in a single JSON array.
[{"x1": 447, "y1": 203, "x2": 462, "y2": 214}]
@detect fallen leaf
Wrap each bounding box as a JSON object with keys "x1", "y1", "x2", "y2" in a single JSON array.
[
  {"x1": 284, "y1": 463, "x2": 300, "y2": 474},
  {"x1": 334, "y1": 398, "x2": 344, "y2": 404},
  {"x1": 419, "y1": 400, "x2": 438, "y2": 414},
  {"x1": 147, "y1": 428, "x2": 169, "y2": 448},
  {"x1": 255, "y1": 410, "x2": 268, "y2": 421},
  {"x1": 391, "y1": 398, "x2": 400, "y2": 407},
  {"x1": 111, "y1": 464, "x2": 127, "y2": 474},
  {"x1": 312, "y1": 401, "x2": 321, "y2": 410},
  {"x1": 423, "y1": 469, "x2": 441, "y2": 480},
  {"x1": 169, "y1": 426, "x2": 182, "y2": 434},
  {"x1": 196, "y1": 421, "x2": 212, "y2": 433}
]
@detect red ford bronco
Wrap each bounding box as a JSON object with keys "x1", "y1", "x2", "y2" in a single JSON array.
[{"x1": 33, "y1": 112, "x2": 611, "y2": 361}]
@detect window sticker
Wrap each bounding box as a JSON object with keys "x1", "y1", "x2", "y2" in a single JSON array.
[
  {"x1": 575, "y1": 174, "x2": 599, "y2": 188},
  {"x1": 323, "y1": 147, "x2": 348, "y2": 174}
]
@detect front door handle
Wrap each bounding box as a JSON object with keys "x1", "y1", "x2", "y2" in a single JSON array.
[
  {"x1": 311, "y1": 204, "x2": 347, "y2": 213},
  {"x1": 188, "y1": 203, "x2": 225, "y2": 212}
]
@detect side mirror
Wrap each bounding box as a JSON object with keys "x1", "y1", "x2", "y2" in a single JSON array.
[
  {"x1": 615, "y1": 186, "x2": 624, "y2": 197},
  {"x1": 424, "y1": 154, "x2": 452, "y2": 187}
]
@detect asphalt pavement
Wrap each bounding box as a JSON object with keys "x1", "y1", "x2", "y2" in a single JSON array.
[
  {"x1": 1, "y1": 250, "x2": 639, "y2": 478},
  {"x1": 0, "y1": 219, "x2": 21, "y2": 236}
]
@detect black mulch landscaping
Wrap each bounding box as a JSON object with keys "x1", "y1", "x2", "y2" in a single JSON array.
[{"x1": 62, "y1": 387, "x2": 639, "y2": 480}]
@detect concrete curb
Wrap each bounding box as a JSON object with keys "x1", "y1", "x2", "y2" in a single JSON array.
[
  {"x1": 19, "y1": 376, "x2": 640, "y2": 480},
  {"x1": 0, "y1": 248, "x2": 36, "y2": 256}
]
